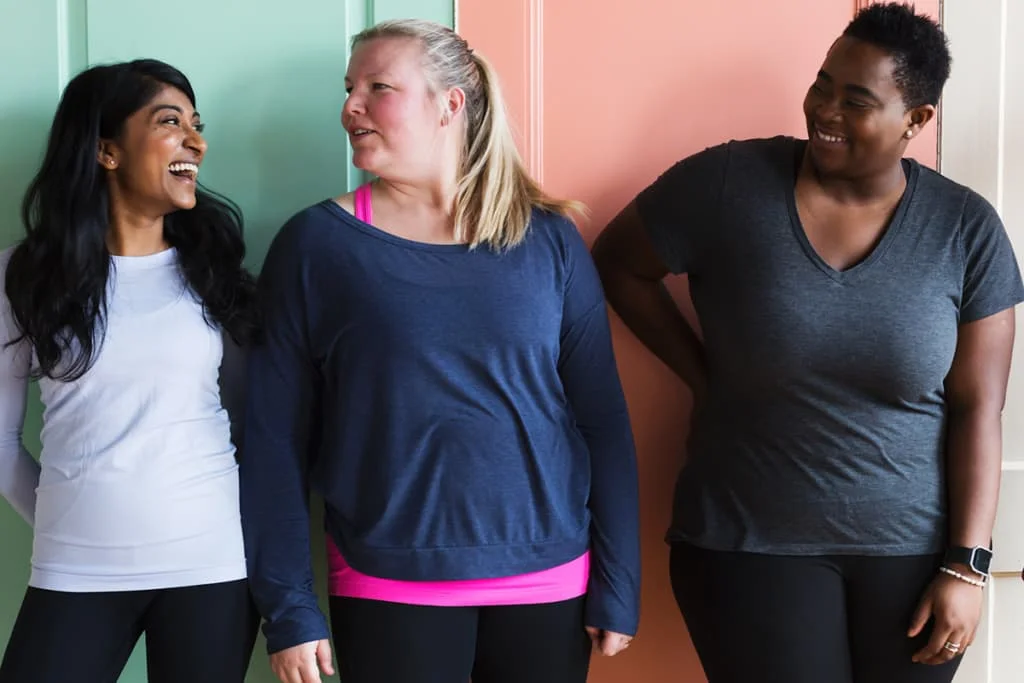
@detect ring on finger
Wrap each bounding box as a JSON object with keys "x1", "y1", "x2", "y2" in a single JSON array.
[{"x1": 943, "y1": 641, "x2": 961, "y2": 654}]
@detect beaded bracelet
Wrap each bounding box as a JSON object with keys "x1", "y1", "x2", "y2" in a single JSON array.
[{"x1": 939, "y1": 565, "x2": 987, "y2": 588}]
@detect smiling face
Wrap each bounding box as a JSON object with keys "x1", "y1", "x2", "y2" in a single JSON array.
[
  {"x1": 99, "y1": 84, "x2": 207, "y2": 216},
  {"x1": 802, "y1": 36, "x2": 934, "y2": 180},
  {"x1": 342, "y1": 36, "x2": 458, "y2": 182}
]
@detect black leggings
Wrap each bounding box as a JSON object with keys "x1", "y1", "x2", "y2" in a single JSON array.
[
  {"x1": 329, "y1": 595, "x2": 592, "y2": 683},
  {"x1": 670, "y1": 542, "x2": 962, "y2": 683},
  {"x1": 0, "y1": 579, "x2": 258, "y2": 683}
]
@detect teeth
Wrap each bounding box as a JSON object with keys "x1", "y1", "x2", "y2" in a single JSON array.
[
  {"x1": 816, "y1": 129, "x2": 846, "y2": 144},
  {"x1": 353, "y1": 129, "x2": 372, "y2": 135},
  {"x1": 168, "y1": 162, "x2": 199, "y2": 176}
]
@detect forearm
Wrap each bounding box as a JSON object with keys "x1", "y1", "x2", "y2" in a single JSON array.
[
  {"x1": 945, "y1": 407, "x2": 1001, "y2": 550},
  {"x1": 0, "y1": 330, "x2": 37, "y2": 525},
  {"x1": 583, "y1": 418, "x2": 641, "y2": 636},
  {"x1": 242, "y1": 509, "x2": 330, "y2": 652},
  {"x1": 602, "y1": 271, "x2": 707, "y2": 399}
]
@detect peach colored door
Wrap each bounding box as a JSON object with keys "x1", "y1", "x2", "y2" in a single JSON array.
[{"x1": 458, "y1": 1, "x2": 938, "y2": 682}]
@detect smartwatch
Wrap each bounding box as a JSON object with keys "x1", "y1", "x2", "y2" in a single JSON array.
[{"x1": 943, "y1": 546, "x2": 993, "y2": 578}]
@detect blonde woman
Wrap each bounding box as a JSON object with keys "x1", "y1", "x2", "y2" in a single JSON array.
[{"x1": 240, "y1": 19, "x2": 641, "y2": 683}]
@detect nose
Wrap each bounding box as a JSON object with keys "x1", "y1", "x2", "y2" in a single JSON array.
[
  {"x1": 342, "y1": 91, "x2": 365, "y2": 122},
  {"x1": 185, "y1": 125, "x2": 207, "y2": 158},
  {"x1": 814, "y1": 97, "x2": 842, "y2": 123}
]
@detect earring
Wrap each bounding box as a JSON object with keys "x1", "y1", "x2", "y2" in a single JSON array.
[{"x1": 904, "y1": 130, "x2": 913, "y2": 139}]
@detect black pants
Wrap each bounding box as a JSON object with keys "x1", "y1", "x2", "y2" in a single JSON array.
[
  {"x1": 670, "y1": 542, "x2": 962, "y2": 683},
  {"x1": 329, "y1": 595, "x2": 592, "y2": 683},
  {"x1": 0, "y1": 579, "x2": 258, "y2": 683}
]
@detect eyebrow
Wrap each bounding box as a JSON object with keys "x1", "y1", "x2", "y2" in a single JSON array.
[
  {"x1": 149, "y1": 104, "x2": 201, "y2": 119},
  {"x1": 816, "y1": 70, "x2": 881, "y2": 102},
  {"x1": 345, "y1": 71, "x2": 392, "y2": 83}
]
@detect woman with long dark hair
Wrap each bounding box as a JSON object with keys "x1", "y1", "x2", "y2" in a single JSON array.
[{"x1": 0, "y1": 59, "x2": 260, "y2": 683}]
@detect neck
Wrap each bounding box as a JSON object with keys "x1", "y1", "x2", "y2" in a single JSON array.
[
  {"x1": 377, "y1": 177, "x2": 458, "y2": 212},
  {"x1": 106, "y1": 204, "x2": 169, "y2": 256},
  {"x1": 375, "y1": 138, "x2": 464, "y2": 213},
  {"x1": 802, "y1": 149, "x2": 907, "y2": 204}
]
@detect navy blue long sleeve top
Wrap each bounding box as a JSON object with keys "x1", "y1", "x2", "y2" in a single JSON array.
[{"x1": 240, "y1": 200, "x2": 641, "y2": 653}]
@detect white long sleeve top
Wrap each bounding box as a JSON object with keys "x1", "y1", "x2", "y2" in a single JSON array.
[{"x1": 0, "y1": 246, "x2": 246, "y2": 591}]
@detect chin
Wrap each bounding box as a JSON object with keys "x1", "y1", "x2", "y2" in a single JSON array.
[
  {"x1": 170, "y1": 194, "x2": 198, "y2": 212},
  {"x1": 351, "y1": 150, "x2": 383, "y2": 175}
]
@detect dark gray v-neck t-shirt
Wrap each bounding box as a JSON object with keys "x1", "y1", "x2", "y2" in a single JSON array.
[{"x1": 637, "y1": 136, "x2": 1024, "y2": 556}]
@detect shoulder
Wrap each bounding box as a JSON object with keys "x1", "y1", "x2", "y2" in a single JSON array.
[
  {"x1": 333, "y1": 192, "x2": 356, "y2": 216},
  {"x1": 0, "y1": 246, "x2": 23, "y2": 340},
  {"x1": 264, "y1": 201, "x2": 345, "y2": 266},
  {"x1": 673, "y1": 135, "x2": 794, "y2": 170},
  {"x1": 525, "y1": 208, "x2": 603, "y2": 295},
  {"x1": 911, "y1": 164, "x2": 1001, "y2": 232},
  {"x1": 526, "y1": 208, "x2": 588, "y2": 259},
  {"x1": 912, "y1": 163, "x2": 975, "y2": 211},
  {"x1": 721, "y1": 135, "x2": 798, "y2": 176},
  {"x1": 0, "y1": 245, "x2": 15, "y2": 276},
  {"x1": 0, "y1": 245, "x2": 20, "y2": 299},
  {"x1": 642, "y1": 136, "x2": 793, "y2": 199}
]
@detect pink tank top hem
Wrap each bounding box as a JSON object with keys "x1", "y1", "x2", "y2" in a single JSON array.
[
  {"x1": 326, "y1": 538, "x2": 590, "y2": 605},
  {"x1": 326, "y1": 183, "x2": 590, "y2": 606}
]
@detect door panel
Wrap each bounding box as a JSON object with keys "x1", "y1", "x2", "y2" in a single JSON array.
[
  {"x1": 0, "y1": 0, "x2": 56, "y2": 660},
  {"x1": 944, "y1": 1, "x2": 1024, "y2": 679},
  {"x1": 0, "y1": 2, "x2": 452, "y2": 681},
  {"x1": 459, "y1": 1, "x2": 938, "y2": 681}
]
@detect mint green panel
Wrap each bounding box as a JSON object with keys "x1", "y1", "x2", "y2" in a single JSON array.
[
  {"x1": 371, "y1": 0, "x2": 455, "y2": 25},
  {"x1": 0, "y1": 0, "x2": 57, "y2": 655},
  {"x1": 0, "y1": 1, "x2": 452, "y2": 681},
  {"x1": 84, "y1": 0, "x2": 356, "y2": 263}
]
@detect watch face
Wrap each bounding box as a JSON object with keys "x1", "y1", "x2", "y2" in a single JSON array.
[{"x1": 972, "y1": 548, "x2": 993, "y2": 574}]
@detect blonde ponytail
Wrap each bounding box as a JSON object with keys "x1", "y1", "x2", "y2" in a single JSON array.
[{"x1": 352, "y1": 20, "x2": 584, "y2": 250}]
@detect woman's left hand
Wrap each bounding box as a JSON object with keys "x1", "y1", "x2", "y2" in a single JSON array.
[
  {"x1": 585, "y1": 627, "x2": 633, "y2": 656},
  {"x1": 908, "y1": 571, "x2": 984, "y2": 665}
]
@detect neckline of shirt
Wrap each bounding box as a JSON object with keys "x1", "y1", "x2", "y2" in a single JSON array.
[{"x1": 110, "y1": 248, "x2": 178, "y2": 271}]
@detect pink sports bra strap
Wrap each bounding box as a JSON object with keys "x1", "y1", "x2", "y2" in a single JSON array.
[{"x1": 353, "y1": 183, "x2": 373, "y2": 224}]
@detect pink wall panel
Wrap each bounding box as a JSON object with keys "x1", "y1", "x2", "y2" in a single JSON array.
[{"x1": 458, "y1": 2, "x2": 941, "y2": 681}]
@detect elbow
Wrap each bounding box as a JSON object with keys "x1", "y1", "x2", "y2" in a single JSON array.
[
  {"x1": 947, "y1": 393, "x2": 1006, "y2": 422},
  {"x1": 590, "y1": 231, "x2": 618, "y2": 290},
  {"x1": 591, "y1": 235, "x2": 638, "y2": 309}
]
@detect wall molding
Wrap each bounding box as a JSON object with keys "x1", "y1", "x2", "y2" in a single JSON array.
[
  {"x1": 527, "y1": 0, "x2": 544, "y2": 183},
  {"x1": 57, "y1": 0, "x2": 88, "y2": 91}
]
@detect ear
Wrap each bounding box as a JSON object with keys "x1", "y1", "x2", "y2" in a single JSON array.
[
  {"x1": 97, "y1": 139, "x2": 120, "y2": 170},
  {"x1": 440, "y1": 87, "x2": 467, "y2": 127},
  {"x1": 903, "y1": 104, "x2": 936, "y2": 141}
]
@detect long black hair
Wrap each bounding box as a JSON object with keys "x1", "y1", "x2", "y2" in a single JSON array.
[{"x1": 5, "y1": 59, "x2": 259, "y2": 381}]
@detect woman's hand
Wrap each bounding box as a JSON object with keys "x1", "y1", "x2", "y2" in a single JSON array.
[
  {"x1": 585, "y1": 627, "x2": 633, "y2": 657},
  {"x1": 908, "y1": 572, "x2": 984, "y2": 665},
  {"x1": 269, "y1": 639, "x2": 335, "y2": 683}
]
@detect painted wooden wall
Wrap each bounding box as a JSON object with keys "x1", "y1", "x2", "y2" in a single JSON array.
[
  {"x1": 0, "y1": 2, "x2": 452, "y2": 681},
  {"x1": 458, "y1": 1, "x2": 939, "y2": 681}
]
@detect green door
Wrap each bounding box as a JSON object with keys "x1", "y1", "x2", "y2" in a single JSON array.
[{"x1": 0, "y1": 1, "x2": 452, "y2": 680}]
